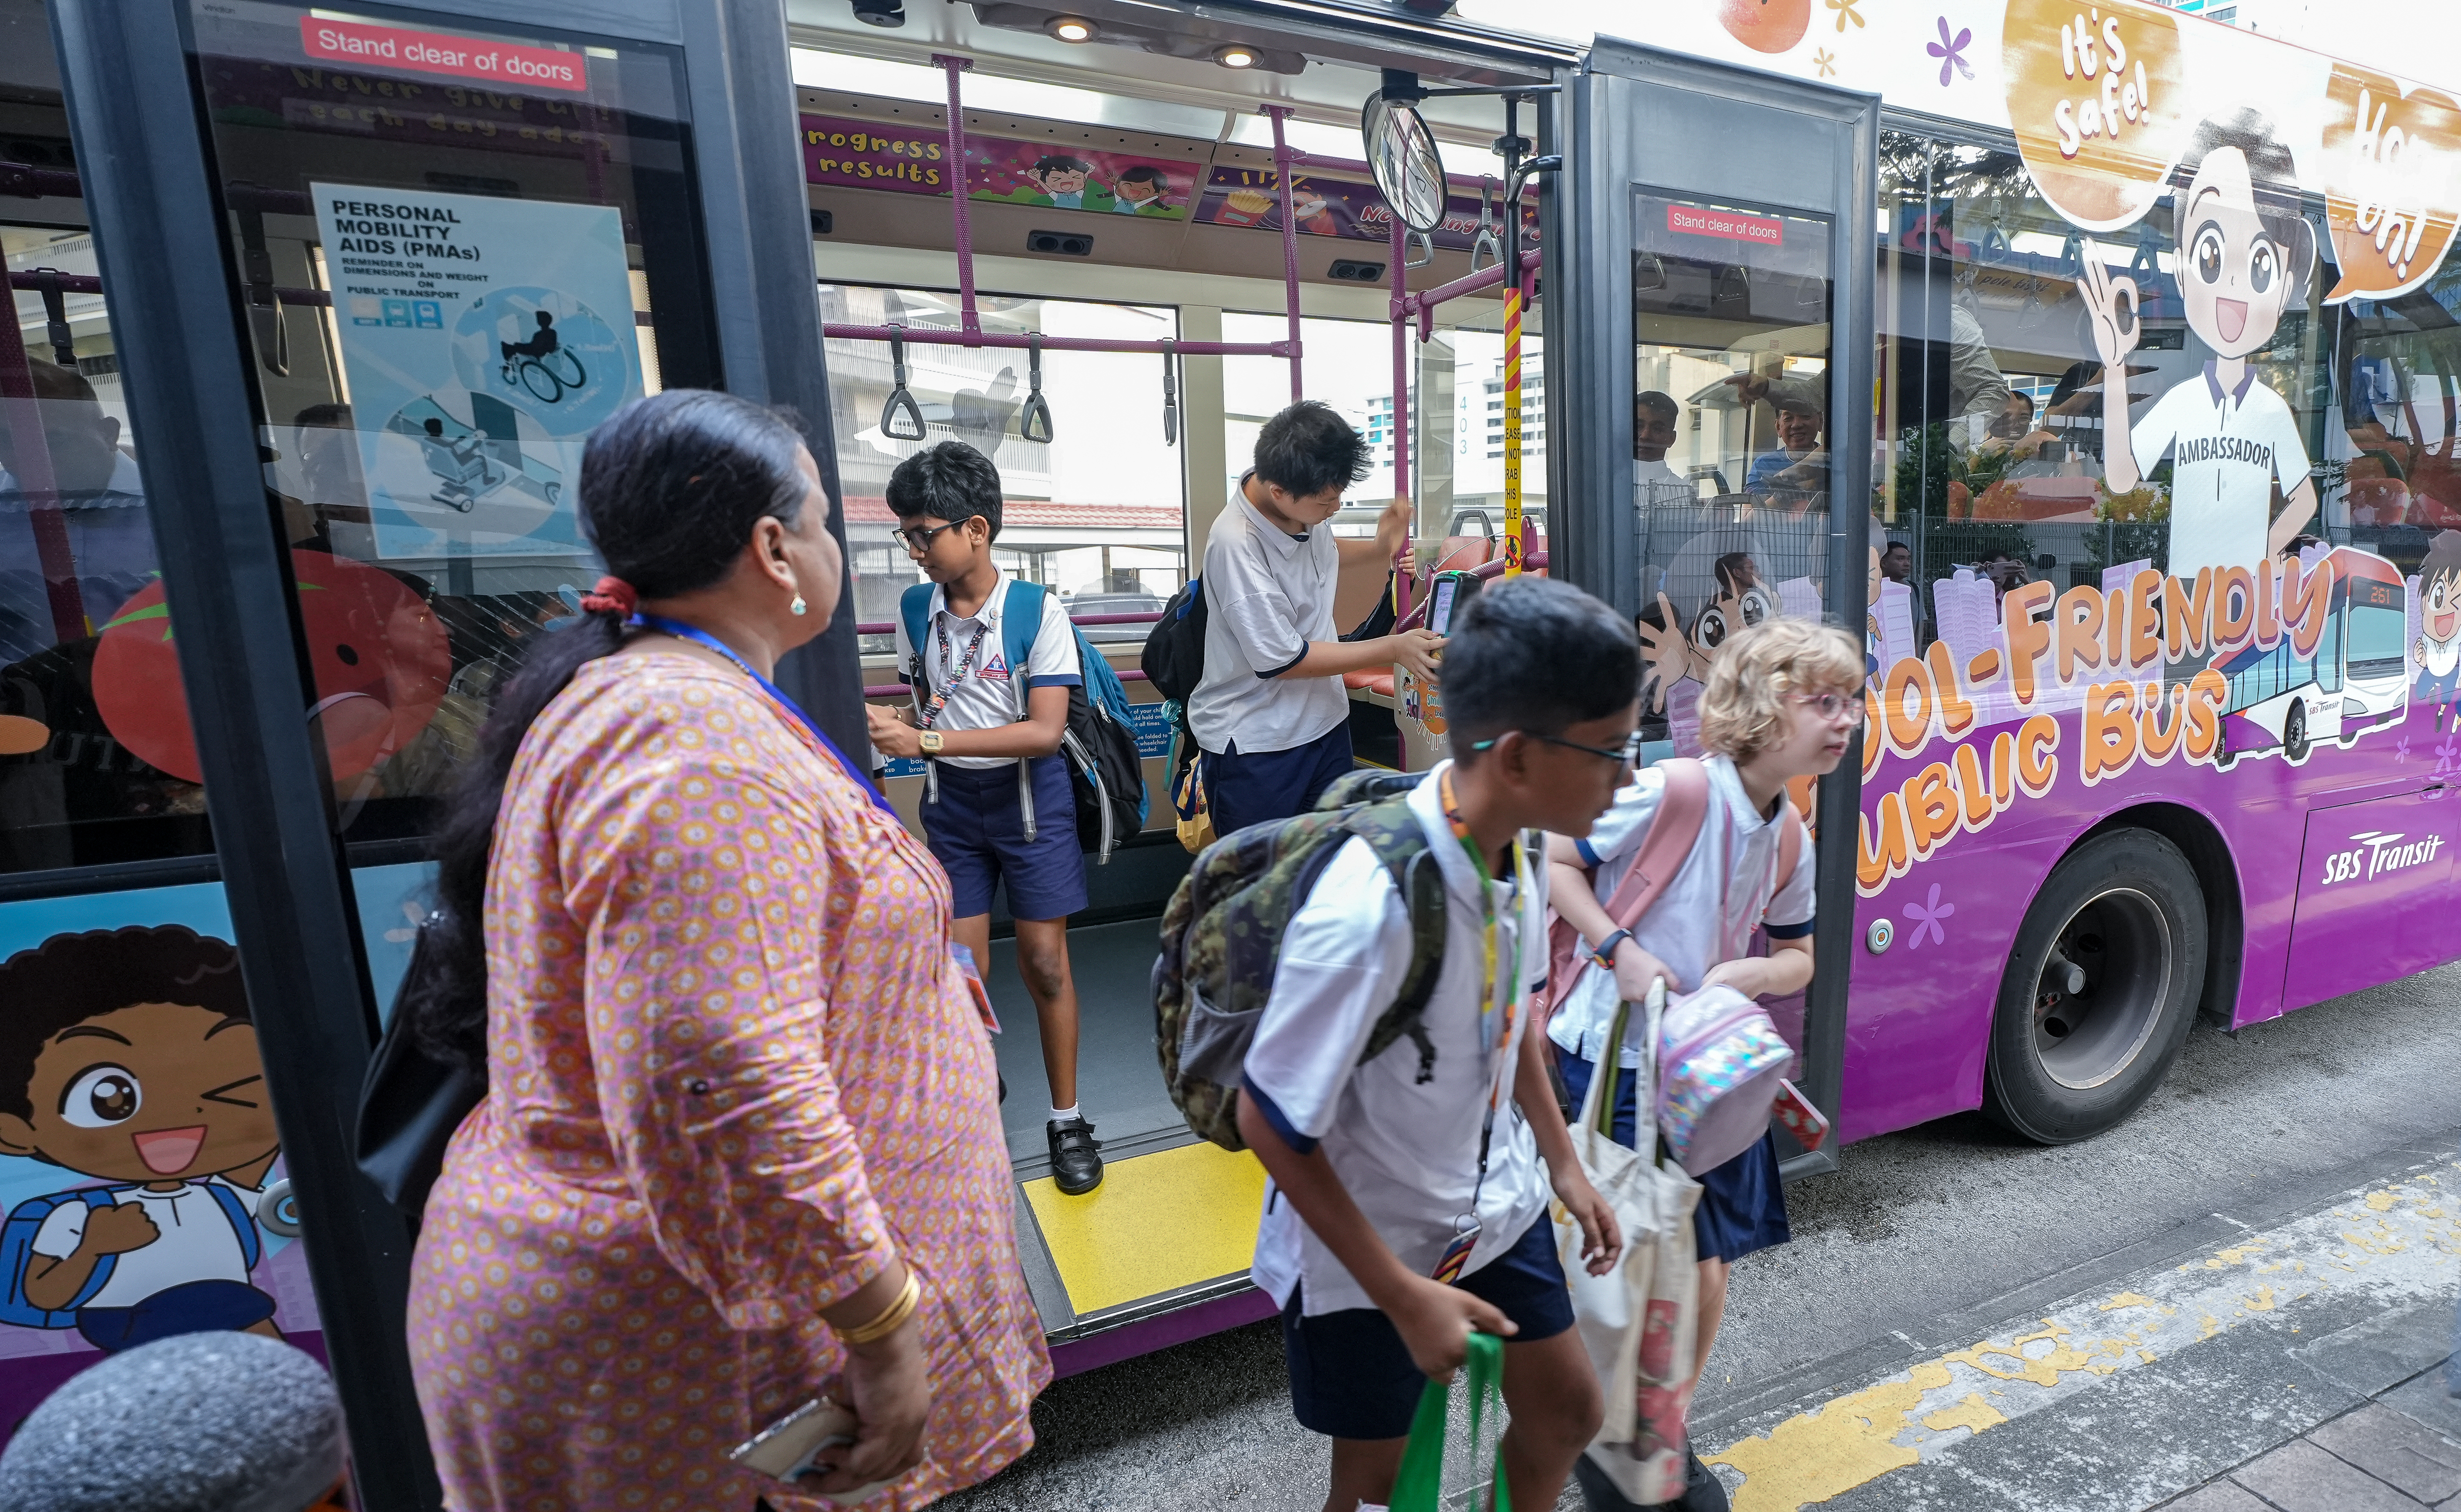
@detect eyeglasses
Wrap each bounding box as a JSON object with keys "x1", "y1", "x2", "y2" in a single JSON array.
[
  {"x1": 896, "y1": 521, "x2": 963, "y2": 553},
  {"x1": 1791, "y1": 690, "x2": 1865, "y2": 725},
  {"x1": 1470, "y1": 730, "x2": 1644, "y2": 767}
]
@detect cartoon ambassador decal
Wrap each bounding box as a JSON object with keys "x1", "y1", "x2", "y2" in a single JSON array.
[
  {"x1": 2414, "y1": 530, "x2": 2461, "y2": 707},
  {"x1": 0, "y1": 927, "x2": 283, "y2": 1354}
]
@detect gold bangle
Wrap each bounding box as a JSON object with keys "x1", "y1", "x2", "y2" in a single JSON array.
[{"x1": 839, "y1": 1272, "x2": 921, "y2": 1346}]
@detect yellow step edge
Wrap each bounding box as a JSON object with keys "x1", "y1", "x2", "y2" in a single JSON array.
[{"x1": 1022, "y1": 1141, "x2": 1267, "y2": 1315}]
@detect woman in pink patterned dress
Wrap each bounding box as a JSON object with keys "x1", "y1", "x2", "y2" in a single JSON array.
[{"x1": 400, "y1": 391, "x2": 1047, "y2": 1510}]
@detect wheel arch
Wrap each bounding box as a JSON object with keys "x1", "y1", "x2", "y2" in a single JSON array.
[{"x1": 2078, "y1": 801, "x2": 2243, "y2": 1027}]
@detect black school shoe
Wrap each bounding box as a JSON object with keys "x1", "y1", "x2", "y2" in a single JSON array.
[
  {"x1": 1048, "y1": 1117, "x2": 1104, "y2": 1195},
  {"x1": 1680, "y1": 1448, "x2": 1730, "y2": 1512},
  {"x1": 1566, "y1": 1446, "x2": 1728, "y2": 1512}
]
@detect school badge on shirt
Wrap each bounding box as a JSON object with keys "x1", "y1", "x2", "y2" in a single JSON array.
[{"x1": 978, "y1": 654, "x2": 1012, "y2": 682}]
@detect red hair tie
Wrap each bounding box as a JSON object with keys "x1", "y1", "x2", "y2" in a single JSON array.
[{"x1": 578, "y1": 576, "x2": 638, "y2": 615}]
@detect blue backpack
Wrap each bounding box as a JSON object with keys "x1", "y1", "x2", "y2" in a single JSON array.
[
  {"x1": 899, "y1": 580, "x2": 1150, "y2": 861},
  {"x1": 1, "y1": 1184, "x2": 261, "y2": 1328}
]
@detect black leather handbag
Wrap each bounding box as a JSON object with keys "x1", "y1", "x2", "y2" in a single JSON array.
[{"x1": 354, "y1": 914, "x2": 483, "y2": 1218}]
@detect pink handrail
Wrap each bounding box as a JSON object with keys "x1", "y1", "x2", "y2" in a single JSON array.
[
  {"x1": 821, "y1": 324, "x2": 1289, "y2": 358},
  {"x1": 1406, "y1": 247, "x2": 1544, "y2": 341},
  {"x1": 1393, "y1": 549, "x2": 1548, "y2": 633}
]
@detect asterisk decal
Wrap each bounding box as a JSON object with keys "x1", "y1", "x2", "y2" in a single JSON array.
[
  {"x1": 2396, "y1": 735, "x2": 2412, "y2": 764},
  {"x1": 1814, "y1": 47, "x2": 1838, "y2": 77},
  {"x1": 1927, "y1": 16, "x2": 1974, "y2": 87},
  {"x1": 2436, "y1": 731, "x2": 2461, "y2": 780},
  {"x1": 1826, "y1": 0, "x2": 1865, "y2": 30},
  {"x1": 1903, "y1": 883, "x2": 1954, "y2": 950}
]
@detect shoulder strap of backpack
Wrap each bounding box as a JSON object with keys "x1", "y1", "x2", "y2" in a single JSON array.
[
  {"x1": 897, "y1": 583, "x2": 933, "y2": 680},
  {"x1": 1596, "y1": 757, "x2": 1710, "y2": 932},
  {"x1": 206, "y1": 1182, "x2": 263, "y2": 1271},
  {"x1": 1001, "y1": 580, "x2": 1046, "y2": 719},
  {"x1": 1351, "y1": 796, "x2": 1448, "y2": 1085}
]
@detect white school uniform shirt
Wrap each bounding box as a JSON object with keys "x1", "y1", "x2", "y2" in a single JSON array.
[
  {"x1": 2129, "y1": 360, "x2": 2313, "y2": 586},
  {"x1": 1547, "y1": 754, "x2": 1816, "y2": 1070},
  {"x1": 30, "y1": 1178, "x2": 262, "y2": 1308},
  {"x1": 1186, "y1": 483, "x2": 1348, "y2": 757},
  {"x1": 892, "y1": 572, "x2": 1082, "y2": 770},
  {"x1": 1244, "y1": 764, "x2": 1552, "y2": 1315}
]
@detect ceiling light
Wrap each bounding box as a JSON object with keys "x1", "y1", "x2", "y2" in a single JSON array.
[
  {"x1": 1213, "y1": 43, "x2": 1258, "y2": 69},
  {"x1": 851, "y1": 0, "x2": 906, "y2": 25},
  {"x1": 1044, "y1": 14, "x2": 1094, "y2": 40}
]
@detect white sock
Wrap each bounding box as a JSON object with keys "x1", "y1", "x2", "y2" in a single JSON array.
[{"x1": 1049, "y1": 1104, "x2": 1082, "y2": 1124}]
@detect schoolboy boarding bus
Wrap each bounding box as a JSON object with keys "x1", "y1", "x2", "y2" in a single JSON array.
[{"x1": 7, "y1": 1, "x2": 2461, "y2": 1494}]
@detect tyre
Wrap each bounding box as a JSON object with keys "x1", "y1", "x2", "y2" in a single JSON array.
[
  {"x1": 2284, "y1": 698, "x2": 2309, "y2": 762},
  {"x1": 1982, "y1": 828, "x2": 2207, "y2": 1143},
  {"x1": 548, "y1": 349, "x2": 586, "y2": 390},
  {"x1": 520, "y1": 358, "x2": 563, "y2": 403}
]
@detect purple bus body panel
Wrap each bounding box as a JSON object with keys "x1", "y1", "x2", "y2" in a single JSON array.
[{"x1": 1841, "y1": 685, "x2": 2456, "y2": 1147}]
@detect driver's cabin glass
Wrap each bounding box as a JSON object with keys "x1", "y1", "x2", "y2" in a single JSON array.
[
  {"x1": 179, "y1": 0, "x2": 720, "y2": 847},
  {"x1": 1629, "y1": 187, "x2": 1835, "y2": 751}
]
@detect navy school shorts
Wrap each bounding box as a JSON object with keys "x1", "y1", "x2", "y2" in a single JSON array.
[
  {"x1": 918, "y1": 754, "x2": 1089, "y2": 920},
  {"x1": 1201, "y1": 723, "x2": 1354, "y2": 838},
  {"x1": 1556, "y1": 1049, "x2": 1791, "y2": 1265},
  {"x1": 1280, "y1": 1212, "x2": 1574, "y2": 1442}
]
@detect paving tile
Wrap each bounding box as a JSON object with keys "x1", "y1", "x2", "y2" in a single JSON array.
[
  {"x1": 2387, "y1": 1372, "x2": 2461, "y2": 1446},
  {"x1": 2231, "y1": 1438, "x2": 2429, "y2": 1512},
  {"x1": 2312, "y1": 1406, "x2": 2461, "y2": 1502},
  {"x1": 2156, "y1": 1483, "x2": 2279, "y2": 1512},
  {"x1": 2294, "y1": 1301, "x2": 2455, "y2": 1398}
]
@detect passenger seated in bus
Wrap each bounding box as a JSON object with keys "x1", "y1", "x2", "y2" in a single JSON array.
[
  {"x1": 0, "y1": 358, "x2": 152, "y2": 650},
  {"x1": 1731, "y1": 376, "x2": 1826, "y2": 505},
  {"x1": 1634, "y1": 389, "x2": 1686, "y2": 508},
  {"x1": 1546, "y1": 616, "x2": 1860, "y2": 1506},
  {"x1": 1186, "y1": 400, "x2": 1442, "y2": 837},
  {"x1": 1234, "y1": 576, "x2": 1630, "y2": 1512},
  {"x1": 865, "y1": 440, "x2": 1105, "y2": 1195}
]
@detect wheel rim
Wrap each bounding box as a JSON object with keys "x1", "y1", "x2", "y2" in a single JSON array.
[
  {"x1": 522, "y1": 360, "x2": 562, "y2": 402},
  {"x1": 2030, "y1": 886, "x2": 2173, "y2": 1090}
]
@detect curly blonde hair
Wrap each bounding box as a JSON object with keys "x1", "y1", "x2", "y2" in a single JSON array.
[{"x1": 1697, "y1": 616, "x2": 1863, "y2": 763}]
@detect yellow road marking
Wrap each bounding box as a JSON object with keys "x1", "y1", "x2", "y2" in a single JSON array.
[{"x1": 1022, "y1": 1141, "x2": 1266, "y2": 1315}]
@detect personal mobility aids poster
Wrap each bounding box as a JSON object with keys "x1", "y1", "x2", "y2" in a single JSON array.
[{"x1": 311, "y1": 184, "x2": 644, "y2": 561}]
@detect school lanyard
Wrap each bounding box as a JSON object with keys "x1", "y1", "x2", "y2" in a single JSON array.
[
  {"x1": 1432, "y1": 767, "x2": 1531, "y2": 1281},
  {"x1": 918, "y1": 614, "x2": 991, "y2": 731},
  {"x1": 629, "y1": 611, "x2": 896, "y2": 818}
]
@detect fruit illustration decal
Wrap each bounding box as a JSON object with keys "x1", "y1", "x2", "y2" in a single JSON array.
[
  {"x1": 1720, "y1": 0, "x2": 1811, "y2": 54},
  {"x1": 90, "y1": 549, "x2": 450, "y2": 785}
]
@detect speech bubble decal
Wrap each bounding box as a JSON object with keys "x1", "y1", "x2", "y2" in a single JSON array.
[
  {"x1": 2004, "y1": 0, "x2": 2193, "y2": 232},
  {"x1": 2320, "y1": 63, "x2": 2461, "y2": 304}
]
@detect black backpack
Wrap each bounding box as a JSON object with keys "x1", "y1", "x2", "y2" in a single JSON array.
[{"x1": 1142, "y1": 577, "x2": 1208, "y2": 705}]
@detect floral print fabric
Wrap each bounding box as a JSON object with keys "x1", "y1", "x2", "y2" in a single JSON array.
[{"x1": 407, "y1": 653, "x2": 1047, "y2": 1511}]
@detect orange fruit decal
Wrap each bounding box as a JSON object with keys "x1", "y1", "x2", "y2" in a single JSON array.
[{"x1": 1720, "y1": 0, "x2": 1810, "y2": 55}]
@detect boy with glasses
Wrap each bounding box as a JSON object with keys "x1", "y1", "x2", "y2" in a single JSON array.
[
  {"x1": 866, "y1": 440, "x2": 1103, "y2": 1194},
  {"x1": 1238, "y1": 576, "x2": 1632, "y2": 1512},
  {"x1": 1545, "y1": 616, "x2": 1861, "y2": 1511}
]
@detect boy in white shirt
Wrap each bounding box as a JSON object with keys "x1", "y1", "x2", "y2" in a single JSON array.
[
  {"x1": 1548, "y1": 616, "x2": 1861, "y2": 1510},
  {"x1": 1238, "y1": 576, "x2": 1632, "y2": 1512},
  {"x1": 1188, "y1": 400, "x2": 1444, "y2": 836},
  {"x1": 867, "y1": 441, "x2": 1104, "y2": 1193}
]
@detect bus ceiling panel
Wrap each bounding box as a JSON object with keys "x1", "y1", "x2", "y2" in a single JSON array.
[
  {"x1": 813, "y1": 240, "x2": 1401, "y2": 323},
  {"x1": 813, "y1": 181, "x2": 1202, "y2": 271}
]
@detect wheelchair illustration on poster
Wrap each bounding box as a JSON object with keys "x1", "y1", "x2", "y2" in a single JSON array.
[{"x1": 451, "y1": 287, "x2": 632, "y2": 433}]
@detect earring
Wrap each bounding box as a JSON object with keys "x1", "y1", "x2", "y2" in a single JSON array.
[{"x1": 790, "y1": 593, "x2": 809, "y2": 617}]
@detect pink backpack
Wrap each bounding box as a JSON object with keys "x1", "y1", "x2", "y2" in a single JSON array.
[{"x1": 1542, "y1": 759, "x2": 1804, "y2": 1175}]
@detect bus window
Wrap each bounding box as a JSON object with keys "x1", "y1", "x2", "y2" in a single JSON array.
[
  {"x1": 0, "y1": 16, "x2": 212, "y2": 877},
  {"x1": 822, "y1": 285, "x2": 1185, "y2": 663},
  {"x1": 179, "y1": 1, "x2": 721, "y2": 849},
  {"x1": 1629, "y1": 187, "x2": 1834, "y2": 750}
]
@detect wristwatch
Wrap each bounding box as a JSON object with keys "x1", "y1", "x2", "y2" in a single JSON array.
[
  {"x1": 918, "y1": 730, "x2": 943, "y2": 757},
  {"x1": 1592, "y1": 928, "x2": 1632, "y2": 970}
]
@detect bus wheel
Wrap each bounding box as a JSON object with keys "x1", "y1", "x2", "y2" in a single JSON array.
[
  {"x1": 1983, "y1": 829, "x2": 2207, "y2": 1143},
  {"x1": 2285, "y1": 699, "x2": 2310, "y2": 762}
]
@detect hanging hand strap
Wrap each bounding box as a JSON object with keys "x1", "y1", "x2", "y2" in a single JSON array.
[
  {"x1": 1404, "y1": 228, "x2": 1435, "y2": 270},
  {"x1": 1160, "y1": 338, "x2": 1180, "y2": 445},
  {"x1": 881, "y1": 323, "x2": 927, "y2": 443},
  {"x1": 1020, "y1": 331, "x2": 1055, "y2": 443},
  {"x1": 1390, "y1": 1332, "x2": 1510, "y2": 1512},
  {"x1": 1469, "y1": 179, "x2": 1502, "y2": 273}
]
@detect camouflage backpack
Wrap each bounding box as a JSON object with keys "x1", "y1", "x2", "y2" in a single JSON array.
[{"x1": 1152, "y1": 769, "x2": 1450, "y2": 1151}]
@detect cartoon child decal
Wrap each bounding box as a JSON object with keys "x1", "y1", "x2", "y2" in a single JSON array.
[
  {"x1": 2414, "y1": 530, "x2": 2461, "y2": 706},
  {"x1": 1112, "y1": 165, "x2": 1169, "y2": 214},
  {"x1": 0, "y1": 926, "x2": 281, "y2": 1354},
  {"x1": 1636, "y1": 548, "x2": 1774, "y2": 752},
  {"x1": 2080, "y1": 110, "x2": 2319, "y2": 585},
  {"x1": 1026, "y1": 155, "x2": 1096, "y2": 209}
]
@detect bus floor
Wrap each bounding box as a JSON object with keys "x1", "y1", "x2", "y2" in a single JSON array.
[{"x1": 979, "y1": 916, "x2": 1270, "y2": 1349}]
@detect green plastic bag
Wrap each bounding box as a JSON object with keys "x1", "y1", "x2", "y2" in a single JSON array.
[{"x1": 1387, "y1": 1330, "x2": 1512, "y2": 1512}]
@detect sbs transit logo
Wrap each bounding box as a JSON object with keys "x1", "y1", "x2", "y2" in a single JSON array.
[{"x1": 2318, "y1": 830, "x2": 2447, "y2": 886}]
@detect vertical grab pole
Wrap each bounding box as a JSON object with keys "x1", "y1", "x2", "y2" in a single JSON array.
[
  {"x1": 1265, "y1": 104, "x2": 1304, "y2": 402},
  {"x1": 932, "y1": 53, "x2": 981, "y2": 335},
  {"x1": 1503, "y1": 269, "x2": 1525, "y2": 576},
  {"x1": 1387, "y1": 212, "x2": 1413, "y2": 621}
]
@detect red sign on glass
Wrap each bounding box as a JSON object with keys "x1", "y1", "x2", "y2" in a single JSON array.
[
  {"x1": 298, "y1": 17, "x2": 587, "y2": 93},
  {"x1": 1667, "y1": 203, "x2": 1784, "y2": 247}
]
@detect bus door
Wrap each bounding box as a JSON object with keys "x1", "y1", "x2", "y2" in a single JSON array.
[
  {"x1": 1552, "y1": 40, "x2": 1877, "y2": 1173},
  {"x1": 53, "y1": 1, "x2": 822, "y2": 1501}
]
